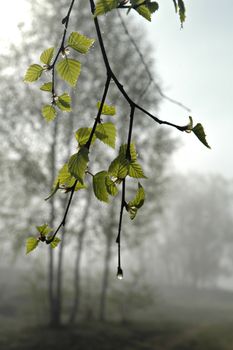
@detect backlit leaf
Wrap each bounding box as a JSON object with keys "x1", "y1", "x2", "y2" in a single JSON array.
[
  {"x1": 119, "y1": 143, "x2": 137, "y2": 162},
  {"x1": 105, "y1": 176, "x2": 118, "y2": 196},
  {"x1": 40, "y1": 47, "x2": 54, "y2": 65},
  {"x1": 128, "y1": 161, "x2": 147, "y2": 178},
  {"x1": 57, "y1": 93, "x2": 72, "y2": 112},
  {"x1": 108, "y1": 156, "x2": 129, "y2": 179},
  {"x1": 36, "y1": 224, "x2": 52, "y2": 237},
  {"x1": 50, "y1": 237, "x2": 61, "y2": 249},
  {"x1": 40, "y1": 82, "x2": 52, "y2": 92},
  {"x1": 96, "y1": 102, "x2": 116, "y2": 116},
  {"x1": 24, "y1": 64, "x2": 43, "y2": 83},
  {"x1": 136, "y1": 4, "x2": 152, "y2": 21},
  {"x1": 68, "y1": 147, "x2": 89, "y2": 184},
  {"x1": 128, "y1": 183, "x2": 145, "y2": 209},
  {"x1": 26, "y1": 237, "x2": 39, "y2": 254},
  {"x1": 192, "y1": 123, "x2": 211, "y2": 149},
  {"x1": 93, "y1": 171, "x2": 109, "y2": 203},
  {"x1": 178, "y1": 0, "x2": 186, "y2": 26},
  {"x1": 94, "y1": 0, "x2": 119, "y2": 16},
  {"x1": 75, "y1": 127, "x2": 94, "y2": 146},
  {"x1": 68, "y1": 32, "x2": 95, "y2": 54},
  {"x1": 56, "y1": 58, "x2": 81, "y2": 87},
  {"x1": 42, "y1": 105, "x2": 56, "y2": 122},
  {"x1": 95, "y1": 122, "x2": 116, "y2": 149}
]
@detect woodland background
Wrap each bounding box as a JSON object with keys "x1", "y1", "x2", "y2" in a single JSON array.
[{"x1": 1, "y1": 0, "x2": 233, "y2": 349}]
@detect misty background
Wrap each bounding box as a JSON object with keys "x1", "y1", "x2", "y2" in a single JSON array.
[{"x1": 0, "y1": 0, "x2": 233, "y2": 349}]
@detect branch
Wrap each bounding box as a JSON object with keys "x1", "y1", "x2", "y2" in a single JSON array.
[
  {"x1": 46, "y1": 180, "x2": 77, "y2": 244},
  {"x1": 89, "y1": 0, "x2": 190, "y2": 132},
  {"x1": 117, "y1": 10, "x2": 191, "y2": 112},
  {"x1": 50, "y1": 0, "x2": 77, "y2": 100}
]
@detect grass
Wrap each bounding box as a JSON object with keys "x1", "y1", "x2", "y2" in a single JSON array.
[{"x1": 1, "y1": 319, "x2": 233, "y2": 350}]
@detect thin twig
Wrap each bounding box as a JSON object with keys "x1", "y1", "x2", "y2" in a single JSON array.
[{"x1": 117, "y1": 9, "x2": 191, "y2": 111}]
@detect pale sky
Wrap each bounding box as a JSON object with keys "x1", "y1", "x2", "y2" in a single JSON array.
[
  {"x1": 1, "y1": 0, "x2": 232, "y2": 177},
  {"x1": 144, "y1": 0, "x2": 233, "y2": 178}
]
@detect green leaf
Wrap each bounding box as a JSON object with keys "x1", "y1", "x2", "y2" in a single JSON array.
[
  {"x1": 40, "y1": 47, "x2": 54, "y2": 65},
  {"x1": 56, "y1": 93, "x2": 72, "y2": 112},
  {"x1": 126, "y1": 183, "x2": 145, "y2": 220},
  {"x1": 75, "y1": 127, "x2": 94, "y2": 146},
  {"x1": 128, "y1": 161, "x2": 147, "y2": 178},
  {"x1": 147, "y1": 1, "x2": 159, "y2": 13},
  {"x1": 50, "y1": 237, "x2": 61, "y2": 249},
  {"x1": 128, "y1": 183, "x2": 145, "y2": 209},
  {"x1": 68, "y1": 32, "x2": 95, "y2": 54},
  {"x1": 55, "y1": 163, "x2": 86, "y2": 191},
  {"x1": 108, "y1": 156, "x2": 129, "y2": 179},
  {"x1": 95, "y1": 122, "x2": 116, "y2": 149},
  {"x1": 42, "y1": 105, "x2": 57, "y2": 122},
  {"x1": 136, "y1": 4, "x2": 152, "y2": 21},
  {"x1": 119, "y1": 143, "x2": 137, "y2": 161},
  {"x1": 94, "y1": 0, "x2": 119, "y2": 17},
  {"x1": 105, "y1": 176, "x2": 118, "y2": 196},
  {"x1": 178, "y1": 0, "x2": 186, "y2": 26},
  {"x1": 56, "y1": 58, "x2": 81, "y2": 87},
  {"x1": 26, "y1": 237, "x2": 39, "y2": 254},
  {"x1": 96, "y1": 102, "x2": 116, "y2": 116},
  {"x1": 129, "y1": 206, "x2": 138, "y2": 220},
  {"x1": 24, "y1": 64, "x2": 43, "y2": 83},
  {"x1": 93, "y1": 171, "x2": 109, "y2": 203},
  {"x1": 192, "y1": 123, "x2": 211, "y2": 149},
  {"x1": 68, "y1": 147, "x2": 89, "y2": 184},
  {"x1": 36, "y1": 224, "x2": 52, "y2": 237},
  {"x1": 40, "y1": 82, "x2": 52, "y2": 92}
]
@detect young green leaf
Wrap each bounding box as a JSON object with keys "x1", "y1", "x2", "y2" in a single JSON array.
[
  {"x1": 178, "y1": 0, "x2": 186, "y2": 26},
  {"x1": 119, "y1": 143, "x2": 137, "y2": 161},
  {"x1": 54, "y1": 163, "x2": 87, "y2": 191},
  {"x1": 148, "y1": 1, "x2": 159, "y2": 13},
  {"x1": 93, "y1": 171, "x2": 109, "y2": 203},
  {"x1": 56, "y1": 58, "x2": 81, "y2": 87},
  {"x1": 136, "y1": 4, "x2": 152, "y2": 21},
  {"x1": 68, "y1": 147, "x2": 89, "y2": 184},
  {"x1": 128, "y1": 183, "x2": 145, "y2": 209},
  {"x1": 128, "y1": 161, "x2": 147, "y2": 178},
  {"x1": 94, "y1": 0, "x2": 119, "y2": 17},
  {"x1": 68, "y1": 32, "x2": 95, "y2": 54},
  {"x1": 40, "y1": 82, "x2": 52, "y2": 92},
  {"x1": 36, "y1": 224, "x2": 52, "y2": 237},
  {"x1": 56, "y1": 93, "x2": 72, "y2": 112},
  {"x1": 108, "y1": 156, "x2": 129, "y2": 180},
  {"x1": 192, "y1": 123, "x2": 211, "y2": 149},
  {"x1": 129, "y1": 206, "x2": 138, "y2": 220},
  {"x1": 24, "y1": 64, "x2": 43, "y2": 83},
  {"x1": 26, "y1": 237, "x2": 39, "y2": 254},
  {"x1": 105, "y1": 176, "x2": 118, "y2": 196},
  {"x1": 95, "y1": 122, "x2": 116, "y2": 149},
  {"x1": 42, "y1": 105, "x2": 57, "y2": 122},
  {"x1": 96, "y1": 101, "x2": 116, "y2": 116},
  {"x1": 126, "y1": 183, "x2": 145, "y2": 220},
  {"x1": 50, "y1": 237, "x2": 61, "y2": 249},
  {"x1": 75, "y1": 127, "x2": 95, "y2": 146},
  {"x1": 40, "y1": 47, "x2": 54, "y2": 65}
]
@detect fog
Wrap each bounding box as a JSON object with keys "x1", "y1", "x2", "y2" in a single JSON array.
[{"x1": 0, "y1": 1, "x2": 233, "y2": 349}]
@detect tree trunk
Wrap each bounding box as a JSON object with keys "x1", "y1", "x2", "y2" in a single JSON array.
[
  {"x1": 48, "y1": 119, "x2": 58, "y2": 327},
  {"x1": 99, "y1": 204, "x2": 115, "y2": 322},
  {"x1": 69, "y1": 189, "x2": 92, "y2": 324}
]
